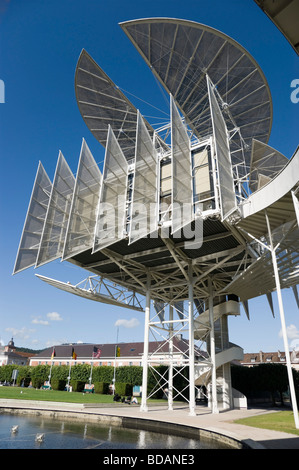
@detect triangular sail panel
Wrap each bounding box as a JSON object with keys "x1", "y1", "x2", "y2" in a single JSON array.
[
  {"x1": 293, "y1": 285, "x2": 299, "y2": 309},
  {"x1": 13, "y1": 162, "x2": 52, "y2": 274},
  {"x1": 153, "y1": 300, "x2": 165, "y2": 323},
  {"x1": 170, "y1": 95, "x2": 193, "y2": 234},
  {"x1": 207, "y1": 76, "x2": 237, "y2": 221},
  {"x1": 242, "y1": 300, "x2": 250, "y2": 320},
  {"x1": 36, "y1": 152, "x2": 75, "y2": 267},
  {"x1": 93, "y1": 126, "x2": 128, "y2": 252},
  {"x1": 75, "y1": 49, "x2": 169, "y2": 160},
  {"x1": 266, "y1": 292, "x2": 275, "y2": 318},
  {"x1": 63, "y1": 139, "x2": 102, "y2": 260},
  {"x1": 249, "y1": 139, "x2": 288, "y2": 192},
  {"x1": 174, "y1": 300, "x2": 185, "y2": 325},
  {"x1": 129, "y1": 111, "x2": 158, "y2": 244},
  {"x1": 292, "y1": 191, "x2": 299, "y2": 227}
]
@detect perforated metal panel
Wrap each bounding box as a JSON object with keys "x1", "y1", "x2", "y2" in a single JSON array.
[
  {"x1": 63, "y1": 139, "x2": 102, "y2": 259},
  {"x1": 121, "y1": 18, "x2": 272, "y2": 175},
  {"x1": 75, "y1": 49, "x2": 169, "y2": 160},
  {"x1": 153, "y1": 300, "x2": 165, "y2": 322},
  {"x1": 170, "y1": 95, "x2": 193, "y2": 234},
  {"x1": 36, "y1": 152, "x2": 75, "y2": 267},
  {"x1": 174, "y1": 301, "x2": 185, "y2": 323},
  {"x1": 292, "y1": 191, "x2": 299, "y2": 227},
  {"x1": 129, "y1": 111, "x2": 158, "y2": 244},
  {"x1": 13, "y1": 162, "x2": 52, "y2": 274},
  {"x1": 249, "y1": 139, "x2": 288, "y2": 192},
  {"x1": 207, "y1": 76, "x2": 237, "y2": 221},
  {"x1": 93, "y1": 126, "x2": 128, "y2": 252}
]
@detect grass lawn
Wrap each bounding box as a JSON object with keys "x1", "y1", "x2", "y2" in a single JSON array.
[
  {"x1": 234, "y1": 411, "x2": 299, "y2": 436},
  {"x1": 0, "y1": 386, "x2": 115, "y2": 404},
  {"x1": 0, "y1": 386, "x2": 167, "y2": 405}
]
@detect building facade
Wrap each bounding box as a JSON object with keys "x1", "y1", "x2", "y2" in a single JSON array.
[
  {"x1": 29, "y1": 336, "x2": 190, "y2": 368},
  {"x1": 238, "y1": 349, "x2": 299, "y2": 372},
  {"x1": 0, "y1": 338, "x2": 34, "y2": 366}
]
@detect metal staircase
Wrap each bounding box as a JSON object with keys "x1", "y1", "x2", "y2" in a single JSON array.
[{"x1": 194, "y1": 300, "x2": 244, "y2": 409}]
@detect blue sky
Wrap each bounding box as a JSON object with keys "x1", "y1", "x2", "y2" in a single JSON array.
[{"x1": 0, "y1": 0, "x2": 298, "y2": 353}]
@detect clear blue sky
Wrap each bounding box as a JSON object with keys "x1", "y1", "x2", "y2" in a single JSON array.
[{"x1": 0, "y1": 0, "x2": 298, "y2": 353}]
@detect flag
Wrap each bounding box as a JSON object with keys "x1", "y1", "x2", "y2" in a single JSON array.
[
  {"x1": 92, "y1": 346, "x2": 101, "y2": 358},
  {"x1": 51, "y1": 348, "x2": 56, "y2": 360},
  {"x1": 116, "y1": 346, "x2": 120, "y2": 357},
  {"x1": 71, "y1": 348, "x2": 77, "y2": 360}
]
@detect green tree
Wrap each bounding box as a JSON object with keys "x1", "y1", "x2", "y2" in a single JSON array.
[
  {"x1": 31, "y1": 365, "x2": 50, "y2": 388},
  {"x1": 92, "y1": 365, "x2": 114, "y2": 383},
  {"x1": 0, "y1": 365, "x2": 19, "y2": 382},
  {"x1": 70, "y1": 364, "x2": 91, "y2": 382},
  {"x1": 16, "y1": 366, "x2": 31, "y2": 386},
  {"x1": 115, "y1": 366, "x2": 142, "y2": 386}
]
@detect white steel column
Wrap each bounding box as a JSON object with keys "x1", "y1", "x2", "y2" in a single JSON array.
[
  {"x1": 265, "y1": 213, "x2": 299, "y2": 429},
  {"x1": 209, "y1": 278, "x2": 219, "y2": 414},
  {"x1": 140, "y1": 273, "x2": 151, "y2": 412},
  {"x1": 188, "y1": 264, "x2": 196, "y2": 416},
  {"x1": 168, "y1": 302, "x2": 174, "y2": 411}
]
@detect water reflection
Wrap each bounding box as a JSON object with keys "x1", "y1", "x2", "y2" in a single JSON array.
[{"x1": 0, "y1": 413, "x2": 230, "y2": 449}]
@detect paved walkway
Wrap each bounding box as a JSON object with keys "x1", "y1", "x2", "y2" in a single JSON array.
[{"x1": 1, "y1": 399, "x2": 299, "y2": 449}]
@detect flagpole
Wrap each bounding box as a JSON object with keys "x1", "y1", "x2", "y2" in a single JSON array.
[
  {"x1": 67, "y1": 359, "x2": 72, "y2": 389},
  {"x1": 67, "y1": 348, "x2": 76, "y2": 390},
  {"x1": 48, "y1": 347, "x2": 55, "y2": 387},
  {"x1": 89, "y1": 349, "x2": 94, "y2": 385},
  {"x1": 113, "y1": 327, "x2": 119, "y2": 394},
  {"x1": 89, "y1": 359, "x2": 93, "y2": 385}
]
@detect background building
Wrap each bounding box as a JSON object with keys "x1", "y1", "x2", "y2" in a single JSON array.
[
  {"x1": 0, "y1": 338, "x2": 34, "y2": 366},
  {"x1": 29, "y1": 336, "x2": 191, "y2": 368},
  {"x1": 239, "y1": 349, "x2": 299, "y2": 371},
  {"x1": 12, "y1": 15, "x2": 299, "y2": 425}
]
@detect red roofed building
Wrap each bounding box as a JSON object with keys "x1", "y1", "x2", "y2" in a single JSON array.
[
  {"x1": 237, "y1": 349, "x2": 299, "y2": 371},
  {"x1": 0, "y1": 338, "x2": 36, "y2": 366},
  {"x1": 29, "y1": 335, "x2": 192, "y2": 368}
]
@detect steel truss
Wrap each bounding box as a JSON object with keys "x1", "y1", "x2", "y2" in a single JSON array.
[
  {"x1": 36, "y1": 274, "x2": 144, "y2": 312},
  {"x1": 138, "y1": 266, "x2": 223, "y2": 416},
  {"x1": 230, "y1": 213, "x2": 299, "y2": 428},
  {"x1": 13, "y1": 19, "x2": 299, "y2": 429}
]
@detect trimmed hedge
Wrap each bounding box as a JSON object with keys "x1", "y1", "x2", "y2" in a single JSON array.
[
  {"x1": 51, "y1": 379, "x2": 66, "y2": 391},
  {"x1": 115, "y1": 382, "x2": 132, "y2": 396},
  {"x1": 17, "y1": 375, "x2": 31, "y2": 387},
  {"x1": 70, "y1": 380, "x2": 85, "y2": 392},
  {"x1": 31, "y1": 377, "x2": 44, "y2": 389},
  {"x1": 94, "y1": 382, "x2": 110, "y2": 394},
  {"x1": 231, "y1": 364, "x2": 299, "y2": 406},
  {"x1": 92, "y1": 366, "x2": 114, "y2": 383},
  {"x1": 31, "y1": 365, "x2": 50, "y2": 389}
]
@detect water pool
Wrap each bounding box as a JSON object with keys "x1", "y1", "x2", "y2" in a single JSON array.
[{"x1": 0, "y1": 412, "x2": 231, "y2": 449}]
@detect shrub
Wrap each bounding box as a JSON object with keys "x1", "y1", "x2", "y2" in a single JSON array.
[
  {"x1": 115, "y1": 382, "x2": 132, "y2": 396},
  {"x1": 51, "y1": 379, "x2": 66, "y2": 391},
  {"x1": 31, "y1": 377, "x2": 45, "y2": 389},
  {"x1": 70, "y1": 364, "x2": 91, "y2": 382},
  {"x1": 115, "y1": 366, "x2": 143, "y2": 385},
  {"x1": 94, "y1": 382, "x2": 110, "y2": 394},
  {"x1": 51, "y1": 365, "x2": 69, "y2": 381},
  {"x1": 70, "y1": 380, "x2": 85, "y2": 392},
  {"x1": 92, "y1": 366, "x2": 114, "y2": 383},
  {"x1": 16, "y1": 366, "x2": 31, "y2": 387},
  {"x1": 0, "y1": 365, "x2": 19, "y2": 382},
  {"x1": 147, "y1": 365, "x2": 168, "y2": 399},
  {"x1": 31, "y1": 365, "x2": 50, "y2": 388}
]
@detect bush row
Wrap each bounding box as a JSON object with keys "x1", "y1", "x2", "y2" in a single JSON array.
[
  {"x1": 231, "y1": 363, "x2": 299, "y2": 406},
  {"x1": 0, "y1": 364, "x2": 187, "y2": 400},
  {"x1": 0, "y1": 364, "x2": 143, "y2": 387},
  {"x1": 2, "y1": 363, "x2": 299, "y2": 397}
]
